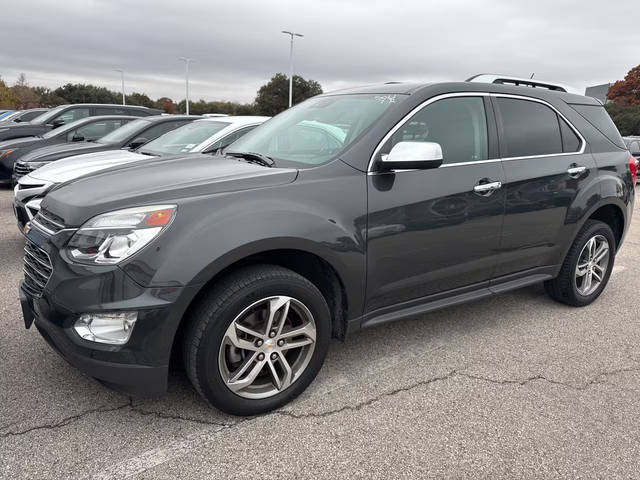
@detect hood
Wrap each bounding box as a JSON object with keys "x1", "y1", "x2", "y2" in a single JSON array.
[
  {"x1": 43, "y1": 154, "x2": 298, "y2": 226},
  {"x1": 29, "y1": 149, "x2": 149, "y2": 184},
  {"x1": 0, "y1": 123, "x2": 49, "y2": 141},
  {"x1": 19, "y1": 141, "x2": 108, "y2": 164},
  {"x1": 0, "y1": 136, "x2": 42, "y2": 150}
]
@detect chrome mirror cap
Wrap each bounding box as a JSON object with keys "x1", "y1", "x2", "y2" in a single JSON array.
[{"x1": 380, "y1": 141, "x2": 443, "y2": 171}]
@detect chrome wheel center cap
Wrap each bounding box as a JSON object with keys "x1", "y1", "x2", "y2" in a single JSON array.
[{"x1": 264, "y1": 339, "x2": 276, "y2": 351}]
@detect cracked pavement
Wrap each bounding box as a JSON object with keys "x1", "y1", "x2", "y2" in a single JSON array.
[{"x1": 1, "y1": 187, "x2": 639, "y2": 479}]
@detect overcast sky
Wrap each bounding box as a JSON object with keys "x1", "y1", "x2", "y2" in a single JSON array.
[{"x1": 0, "y1": 0, "x2": 638, "y2": 104}]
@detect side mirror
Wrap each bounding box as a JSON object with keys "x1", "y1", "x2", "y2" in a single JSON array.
[
  {"x1": 71, "y1": 134, "x2": 85, "y2": 142},
  {"x1": 128, "y1": 137, "x2": 148, "y2": 149},
  {"x1": 380, "y1": 141, "x2": 443, "y2": 171},
  {"x1": 50, "y1": 118, "x2": 65, "y2": 128}
]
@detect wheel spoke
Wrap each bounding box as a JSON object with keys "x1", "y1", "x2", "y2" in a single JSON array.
[
  {"x1": 280, "y1": 337, "x2": 314, "y2": 351},
  {"x1": 267, "y1": 360, "x2": 282, "y2": 390},
  {"x1": 582, "y1": 271, "x2": 593, "y2": 294},
  {"x1": 227, "y1": 354, "x2": 266, "y2": 393},
  {"x1": 235, "y1": 323, "x2": 264, "y2": 340},
  {"x1": 265, "y1": 296, "x2": 291, "y2": 335},
  {"x1": 276, "y1": 352, "x2": 293, "y2": 391},
  {"x1": 279, "y1": 322, "x2": 316, "y2": 343},
  {"x1": 576, "y1": 262, "x2": 589, "y2": 277},
  {"x1": 593, "y1": 243, "x2": 609, "y2": 263},
  {"x1": 592, "y1": 269, "x2": 602, "y2": 282},
  {"x1": 225, "y1": 326, "x2": 259, "y2": 351},
  {"x1": 587, "y1": 237, "x2": 596, "y2": 260}
]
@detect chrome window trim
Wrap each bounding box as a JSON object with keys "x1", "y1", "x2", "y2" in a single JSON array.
[{"x1": 366, "y1": 92, "x2": 586, "y2": 173}]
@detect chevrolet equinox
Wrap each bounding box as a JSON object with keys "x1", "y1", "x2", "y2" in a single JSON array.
[{"x1": 19, "y1": 77, "x2": 636, "y2": 415}]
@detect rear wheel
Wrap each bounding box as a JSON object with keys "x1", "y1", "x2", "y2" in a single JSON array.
[
  {"x1": 545, "y1": 220, "x2": 615, "y2": 307},
  {"x1": 183, "y1": 265, "x2": 331, "y2": 415}
]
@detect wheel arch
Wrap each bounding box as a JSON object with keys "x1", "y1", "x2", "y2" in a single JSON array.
[{"x1": 169, "y1": 243, "x2": 355, "y2": 366}]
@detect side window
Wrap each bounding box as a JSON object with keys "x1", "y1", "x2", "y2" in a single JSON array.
[
  {"x1": 206, "y1": 125, "x2": 258, "y2": 152},
  {"x1": 57, "y1": 108, "x2": 90, "y2": 124},
  {"x1": 496, "y1": 98, "x2": 563, "y2": 158},
  {"x1": 67, "y1": 120, "x2": 127, "y2": 141},
  {"x1": 388, "y1": 96, "x2": 489, "y2": 165},
  {"x1": 137, "y1": 121, "x2": 190, "y2": 143}
]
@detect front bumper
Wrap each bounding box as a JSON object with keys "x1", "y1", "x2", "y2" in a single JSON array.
[{"x1": 19, "y1": 226, "x2": 201, "y2": 396}]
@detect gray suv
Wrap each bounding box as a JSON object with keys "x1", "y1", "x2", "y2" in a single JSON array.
[{"x1": 19, "y1": 76, "x2": 635, "y2": 415}]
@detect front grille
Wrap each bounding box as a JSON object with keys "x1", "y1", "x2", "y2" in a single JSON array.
[
  {"x1": 32, "y1": 209, "x2": 66, "y2": 235},
  {"x1": 23, "y1": 241, "x2": 53, "y2": 297},
  {"x1": 13, "y1": 162, "x2": 33, "y2": 179}
]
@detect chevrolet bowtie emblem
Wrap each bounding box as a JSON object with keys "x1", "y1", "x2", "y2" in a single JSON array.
[{"x1": 23, "y1": 223, "x2": 31, "y2": 234}]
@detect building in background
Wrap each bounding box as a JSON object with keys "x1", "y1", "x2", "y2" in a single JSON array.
[{"x1": 585, "y1": 83, "x2": 612, "y2": 104}]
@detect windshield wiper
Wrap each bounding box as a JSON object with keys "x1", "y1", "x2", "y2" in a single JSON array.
[{"x1": 226, "y1": 151, "x2": 275, "y2": 168}]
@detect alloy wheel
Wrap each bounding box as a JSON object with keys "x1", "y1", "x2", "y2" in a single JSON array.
[
  {"x1": 218, "y1": 296, "x2": 317, "y2": 399},
  {"x1": 574, "y1": 234, "x2": 610, "y2": 296}
]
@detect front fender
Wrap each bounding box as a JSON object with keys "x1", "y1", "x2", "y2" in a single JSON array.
[{"x1": 120, "y1": 160, "x2": 368, "y2": 318}]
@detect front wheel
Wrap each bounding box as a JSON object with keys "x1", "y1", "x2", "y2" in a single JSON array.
[
  {"x1": 183, "y1": 265, "x2": 331, "y2": 415},
  {"x1": 545, "y1": 220, "x2": 616, "y2": 307}
]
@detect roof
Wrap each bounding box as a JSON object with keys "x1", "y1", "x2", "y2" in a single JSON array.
[
  {"x1": 194, "y1": 115, "x2": 271, "y2": 124},
  {"x1": 55, "y1": 103, "x2": 162, "y2": 111},
  {"x1": 323, "y1": 81, "x2": 597, "y2": 105},
  {"x1": 144, "y1": 114, "x2": 200, "y2": 123}
]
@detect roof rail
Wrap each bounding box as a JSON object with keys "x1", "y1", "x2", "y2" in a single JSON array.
[{"x1": 466, "y1": 74, "x2": 579, "y2": 94}]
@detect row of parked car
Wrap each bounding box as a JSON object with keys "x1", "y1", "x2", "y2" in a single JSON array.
[
  {"x1": 0, "y1": 105, "x2": 269, "y2": 230},
  {"x1": 7, "y1": 75, "x2": 637, "y2": 416}
]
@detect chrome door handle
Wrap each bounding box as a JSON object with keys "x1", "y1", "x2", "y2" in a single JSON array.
[
  {"x1": 567, "y1": 165, "x2": 586, "y2": 177},
  {"x1": 473, "y1": 181, "x2": 502, "y2": 195}
]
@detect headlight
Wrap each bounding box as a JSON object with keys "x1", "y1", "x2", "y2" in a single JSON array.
[
  {"x1": 0, "y1": 149, "x2": 14, "y2": 159},
  {"x1": 67, "y1": 205, "x2": 177, "y2": 264}
]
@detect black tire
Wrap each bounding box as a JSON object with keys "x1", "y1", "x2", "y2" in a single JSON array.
[
  {"x1": 182, "y1": 264, "x2": 331, "y2": 416},
  {"x1": 545, "y1": 220, "x2": 616, "y2": 307}
]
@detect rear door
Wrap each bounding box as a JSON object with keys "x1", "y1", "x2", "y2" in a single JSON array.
[
  {"x1": 365, "y1": 94, "x2": 506, "y2": 313},
  {"x1": 492, "y1": 95, "x2": 596, "y2": 278}
]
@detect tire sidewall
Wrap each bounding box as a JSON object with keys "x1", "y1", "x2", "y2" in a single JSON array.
[{"x1": 195, "y1": 274, "x2": 331, "y2": 415}]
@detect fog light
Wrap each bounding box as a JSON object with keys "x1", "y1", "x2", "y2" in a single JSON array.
[{"x1": 74, "y1": 312, "x2": 138, "y2": 345}]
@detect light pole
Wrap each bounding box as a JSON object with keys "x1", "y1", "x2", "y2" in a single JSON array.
[
  {"x1": 179, "y1": 57, "x2": 194, "y2": 114},
  {"x1": 281, "y1": 30, "x2": 303, "y2": 108},
  {"x1": 114, "y1": 69, "x2": 125, "y2": 105}
]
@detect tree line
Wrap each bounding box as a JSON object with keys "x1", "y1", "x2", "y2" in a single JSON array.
[
  {"x1": 0, "y1": 72, "x2": 323, "y2": 117},
  {"x1": 605, "y1": 64, "x2": 640, "y2": 136},
  {"x1": 2, "y1": 66, "x2": 639, "y2": 136}
]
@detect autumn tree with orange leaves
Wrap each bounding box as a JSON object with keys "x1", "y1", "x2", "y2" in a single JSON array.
[{"x1": 607, "y1": 65, "x2": 640, "y2": 105}]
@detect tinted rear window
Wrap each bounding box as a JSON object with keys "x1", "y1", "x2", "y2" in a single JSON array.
[
  {"x1": 496, "y1": 98, "x2": 562, "y2": 158},
  {"x1": 571, "y1": 104, "x2": 625, "y2": 149}
]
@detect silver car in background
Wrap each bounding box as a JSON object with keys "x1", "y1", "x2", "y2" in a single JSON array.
[{"x1": 13, "y1": 116, "x2": 270, "y2": 231}]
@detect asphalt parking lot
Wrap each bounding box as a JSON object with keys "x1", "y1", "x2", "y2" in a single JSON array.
[{"x1": 1, "y1": 186, "x2": 639, "y2": 480}]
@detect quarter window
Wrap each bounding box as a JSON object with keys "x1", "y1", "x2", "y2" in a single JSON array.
[{"x1": 388, "y1": 97, "x2": 489, "y2": 165}]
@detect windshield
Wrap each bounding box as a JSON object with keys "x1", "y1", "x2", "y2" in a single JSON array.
[
  {"x1": 41, "y1": 117, "x2": 93, "y2": 139},
  {"x1": 96, "y1": 118, "x2": 150, "y2": 145},
  {"x1": 139, "y1": 120, "x2": 230, "y2": 155},
  {"x1": 226, "y1": 94, "x2": 403, "y2": 167},
  {"x1": 30, "y1": 105, "x2": 67, "y2": 125}
]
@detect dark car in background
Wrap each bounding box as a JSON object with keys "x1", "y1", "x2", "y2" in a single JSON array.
[
  {"x1": 0, "y1": 115, "x2": 135, "y2": 184},
  {"x1": 0, "y1": 103, "x2": 162, "y2": 142},
  {"x1": 18, "y1": 77, "x2": 635, "y2": 416},
  {"x1": 0, "y1": 108, "x2": 49, "y2": 124},
  {"x1": 12, "y1": 115, "x2": 198, "y2": 181}
]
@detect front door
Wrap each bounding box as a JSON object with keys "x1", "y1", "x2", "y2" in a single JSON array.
[{"x1": 365, "y1": 95, "x2": 506, "y2": 314}]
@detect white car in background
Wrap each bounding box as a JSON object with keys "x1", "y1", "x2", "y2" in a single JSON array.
[{"x1": 13, "y1": 116, "x2": 270, "y2": 231}]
